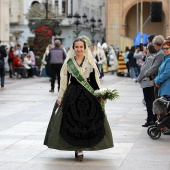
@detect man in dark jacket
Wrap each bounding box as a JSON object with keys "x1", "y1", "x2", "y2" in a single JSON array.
[
  {"x1": 48, "y1": 39, "x2": 66, "y2": 92},
  {"x1": 0, "y1": 41, "x2": 7, "y2": 89}
]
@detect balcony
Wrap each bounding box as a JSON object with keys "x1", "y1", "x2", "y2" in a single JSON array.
[{"x1": 10, "y1": 15, "x2": 21, "y2": 24}]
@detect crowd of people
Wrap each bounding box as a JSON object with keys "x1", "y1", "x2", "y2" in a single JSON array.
[
  {"x1": 123, "y1": 35, "x2": 170, "y2": 135},
  {"x1": 0, "y1": 41, "x2": 40, "y2": 90}
]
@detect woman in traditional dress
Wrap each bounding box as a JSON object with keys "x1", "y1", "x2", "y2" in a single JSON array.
[
  {"x1": 44, "y1": 37, "x2": 113, "y2": 161},
  {"x1": 40, "y1": 43, "x2": 54, "y2": 77}
]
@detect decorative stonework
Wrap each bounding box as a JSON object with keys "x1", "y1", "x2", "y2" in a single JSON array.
[{"x1": 26, "y1": 3, "x2": 65, "y2": 20}]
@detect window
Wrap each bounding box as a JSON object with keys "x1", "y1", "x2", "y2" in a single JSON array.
[{"x1": 55, "y1": 0, "x2": 66, "y2": 14}]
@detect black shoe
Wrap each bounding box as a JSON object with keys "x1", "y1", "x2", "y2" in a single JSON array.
[
  {"x1": 76, "y1": 152, "x2": 84, "y2": 161},
  {"x1": 142, "y1": 121, "x2": 154, "y2": 127},
  {"x1": 49, "y1": 89, "x2": 54, "y2": 92},
  {"x1": 75, "y1": 151, "x2": 78, "y2": 158},
  {"x1": 162, "y1": 130, "x2": 170, "y2": 135}
]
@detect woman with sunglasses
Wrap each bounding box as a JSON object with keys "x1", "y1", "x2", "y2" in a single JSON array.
[
  {"x1": 44, "y1": 36, "x2": 113, "y2": 161},
  {"x1": 154, "y1": 40, "x2": 170, "y2": 134},
  {"x1": 155, "y1": 40, "x2": 170, "y2": 96}
]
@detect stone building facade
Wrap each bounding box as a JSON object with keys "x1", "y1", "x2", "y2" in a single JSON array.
[
  {"x1": 1, "y1": 0, "x2": 105, "y2": 48},
  {"x1": 106, "y1": 0, "x2": 170, "y2": 50}
]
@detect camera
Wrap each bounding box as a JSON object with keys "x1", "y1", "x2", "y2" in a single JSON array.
[{"x1": 139, "y1": 43, "x2": 143, "y2": 51}]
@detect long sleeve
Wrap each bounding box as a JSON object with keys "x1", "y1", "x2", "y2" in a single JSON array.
[
  {"x1": 137, "y1": 56, "x2": 155, "y2": 82},
  {"x1": 133, "y1": 51, "x2": 144, "y2": 64},
  {"x1": 8, "y1": 51, "x2": 15, "y2": 60},
  {"x1": 57, "y1": 62, "x2": 68, "y2": 101},
  {"x1": 89, "y1": 69, "x2": 99, "y2": 90},
  {"x1": 144, "y1": 50, "x2": 164, "y2": 77},
  {"x1": 154, "y1": 59, "x2": 170, "y2": 84},
  {"x1": 29, "y1": 51, "x2": 35, "y2": 65}
]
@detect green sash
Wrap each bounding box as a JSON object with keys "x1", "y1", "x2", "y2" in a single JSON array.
[{"x1": 67, "y1": 59, "x2": 94, "y2": 94}]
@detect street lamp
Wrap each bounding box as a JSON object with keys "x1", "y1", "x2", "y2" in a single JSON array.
[
  {"x1": 90, "y1": 17, "x2": 96, "y2": 44},
  {"x1": 67, "y1": 13, "x2": 102, "y2": 42},
  {"x1": 89, "y1": 17, "x2": 102, "y2": 44},
  {"x1": 44, "y1": 0, "x2": 49, "y2": 20},
  {"x1": 67, "y1": 12, "x2": 87, "y2": 38},
  {"x1": 97, "y1": 18, "x2": 102, "y2": 28},
  {"x1": 82, "y1": 13, "x2": 89, "y2": 26},
  {"x1": 73, "y1": 12, "x2": 82, "y2": 37}
]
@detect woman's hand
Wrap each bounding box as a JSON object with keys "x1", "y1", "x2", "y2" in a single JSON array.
[
  {"x1": 57, "y1": 100, "x2": 61, "y2": 106},
  {"x1": 100, "y1": 97, "x2": 104, "y2": 103},
  {"x1": 156, "y1": 84, "x2": 161, "y2": 88}
]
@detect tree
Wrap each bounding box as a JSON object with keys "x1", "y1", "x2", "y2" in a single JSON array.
[
  {"x1": 26, "y1": 3, "x2": 63, "y2": 67},
  {"x1": 33, "y1": 26, "x2": 53, "y2": 67}
]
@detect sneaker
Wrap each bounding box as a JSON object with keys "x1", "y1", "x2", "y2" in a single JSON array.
[
  {"x1": 131, "y1": 78, "x2": 136, "y2": 81},
  {"x1": 76, "y1": 151, "x2": 84, "y2": 161},
  {"x1": 49, "y1": 89, "x2": 54, "y2": 92},
  {"x1": 1, "y1": 87, "x2": 5, "y2": 90}
]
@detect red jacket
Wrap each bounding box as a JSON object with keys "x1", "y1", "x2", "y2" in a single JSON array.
[
  {"x1": 8, "y1": 51, "x2": 15, "y2": 60},
  {"x1": 12, "y1": 57, "x2": 22, "y2": 68}
]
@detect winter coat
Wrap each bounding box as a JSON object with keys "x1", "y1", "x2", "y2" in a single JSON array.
[
  {"x1": 154, "y1": 54, "x2": 170, "y2": 96},
  {"x1": 127, "y1": 51, "x2": 136, "y2": 67},
  {"x1": 137, "y1": 54, "x2": 155, "y2": 88}
]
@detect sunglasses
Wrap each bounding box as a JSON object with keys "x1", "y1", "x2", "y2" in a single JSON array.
[{"x1": 162, "y1": 47, "x2": 169, "y2": 51}]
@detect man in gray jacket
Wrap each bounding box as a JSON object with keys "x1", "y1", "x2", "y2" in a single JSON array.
[
  {"x1": 144, "y1": 35, "x2": 164, "y2": 99},
  {"x1": 48, "y1": 40, "x2": 66, "y2": 92}
]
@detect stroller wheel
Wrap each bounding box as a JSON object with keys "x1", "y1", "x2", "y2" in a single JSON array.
[
  {"x1": 149, "y1": 127, "x2": 161, "y2": 140},
  {"x1": 147, "y1": 125, "x2": 156, "y2": 135}
]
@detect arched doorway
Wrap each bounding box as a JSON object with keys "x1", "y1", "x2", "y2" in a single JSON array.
[{"x1": 125, "y1": 2, "x2": 165, "y2": 40}]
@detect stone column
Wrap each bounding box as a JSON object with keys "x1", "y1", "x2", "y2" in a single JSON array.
[
  {"x1": 0, "y1": 0, "x2": 9, "y2": 44},
  {"x1": 164, "y1": 0, "x2": 170, "y2": 37},
  {"x1": 68, "y1": 0, "x2": 71, "y2": 15},
  {"x1": 58, "y1": 0, "x2": 62, "y2": 15},
  {"x1": 106, "y1": 0, "x2": 121, "y2": 46}
]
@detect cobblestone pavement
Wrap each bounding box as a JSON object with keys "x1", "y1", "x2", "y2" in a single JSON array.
[{"x1": 0, "y1": 73, "x2": 170, "y2": 170}]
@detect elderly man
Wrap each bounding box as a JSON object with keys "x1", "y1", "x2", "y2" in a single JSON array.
[
  {"x1": 48, "y1": 40, "x2": 66, "y2": 92},
  {"x1": 144, "y1": 35, "x2": 165, "y2": 99}
]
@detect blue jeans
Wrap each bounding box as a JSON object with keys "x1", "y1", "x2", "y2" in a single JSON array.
[
  {"x1": 0, "y1": 63, "x2": 5, "y2": 87},
  {"x1": 33, "y1": 66, "x2": 39, "y2": 76},
  {"x1": 129, "y1": 67, "x2": 136, "y2": 79}
]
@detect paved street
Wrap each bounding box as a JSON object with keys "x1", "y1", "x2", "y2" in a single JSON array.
[{"x1": 0, "y1": 73, "x2": 170, "y2": 170}]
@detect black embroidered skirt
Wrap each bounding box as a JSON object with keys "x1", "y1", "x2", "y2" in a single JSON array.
[{"x1": 44, "y1": 84, "x2": 113, "y2": 150}]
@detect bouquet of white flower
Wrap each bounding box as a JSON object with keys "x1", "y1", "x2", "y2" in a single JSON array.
[
  {"x1": 94, "y1": 88, "x2": 119, "y2": 101},
  {"x1": 94, "y1": 88, "x2": 119, "y2": 111}
]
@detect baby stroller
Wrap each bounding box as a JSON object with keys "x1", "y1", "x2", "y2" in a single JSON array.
[{"x1": 147, "y1": 97, "x2": 170, "y2": 140}]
